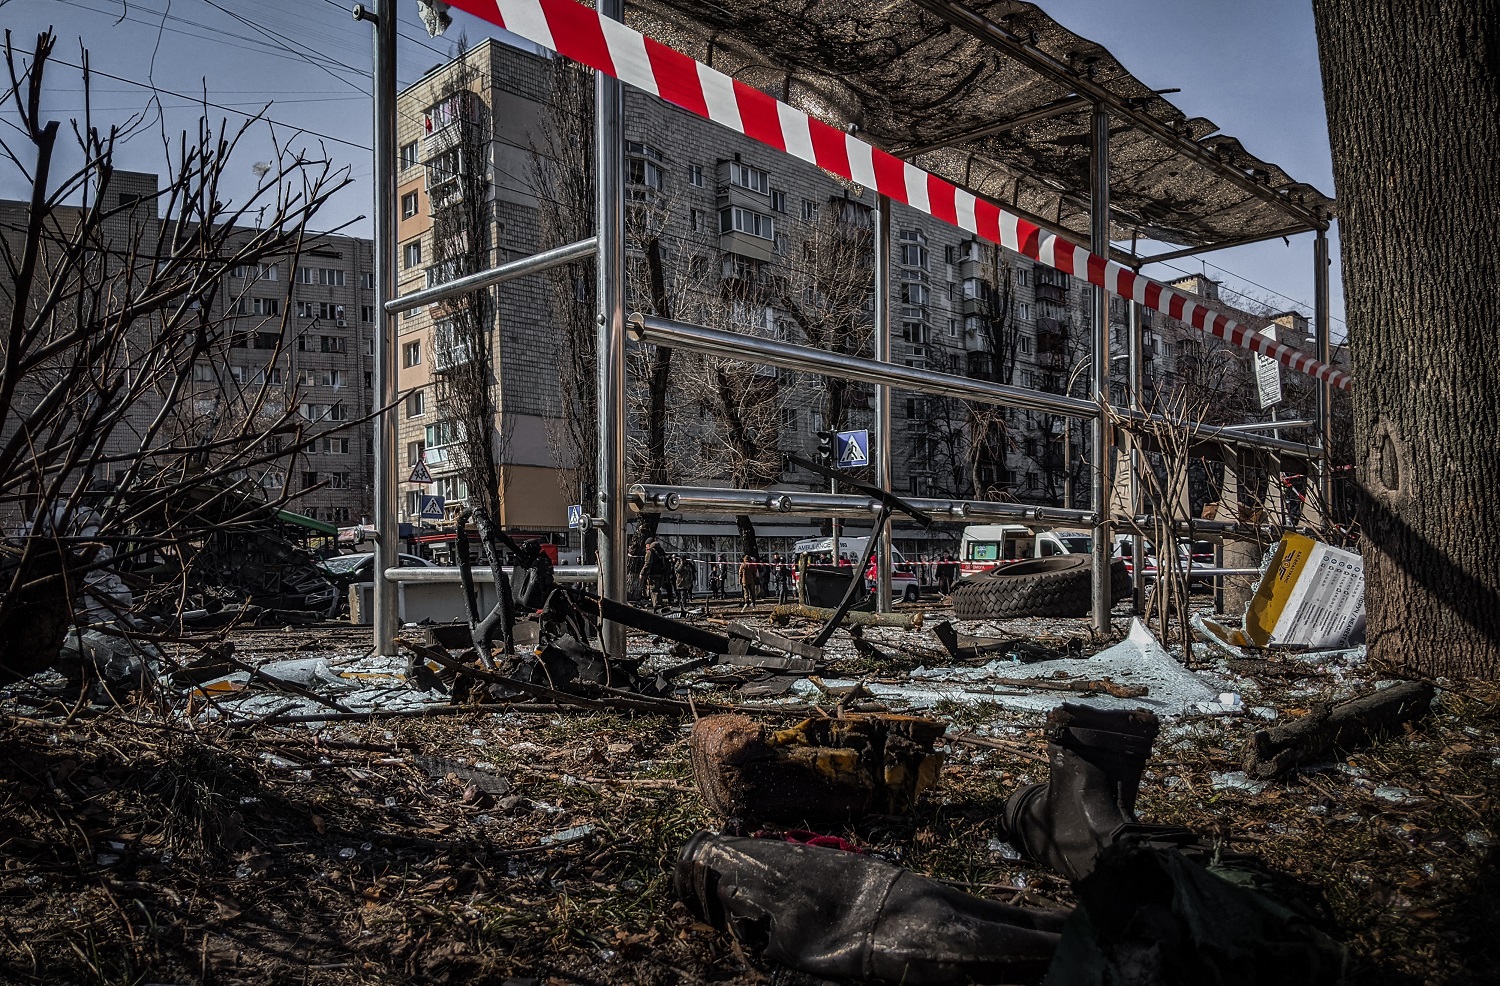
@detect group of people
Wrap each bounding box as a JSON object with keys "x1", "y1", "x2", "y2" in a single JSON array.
[
  {"x1": 923, "y1": 552, "x2": 961, "y2": 594},
  {"x1": 638, "y1": 540, "x2": 797, "y2": 612}
]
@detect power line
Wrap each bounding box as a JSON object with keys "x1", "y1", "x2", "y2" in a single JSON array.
[{"x1": 39, "y1": 56, "x2": 373, "y2": 151}]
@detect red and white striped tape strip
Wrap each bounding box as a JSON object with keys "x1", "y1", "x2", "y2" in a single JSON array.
[{"x1": 444, "y1": 0, "x2": 1351, "y2": 390}]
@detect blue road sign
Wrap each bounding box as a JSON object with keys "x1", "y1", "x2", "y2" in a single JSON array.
[
  {"x1": 419, "y1": 494, "x2": 446, "y2": 520},
  {"x1": 567, "y1": 504, "x2": 587, "y2": 530},
  {"x1": 836, "y1": 429, "x2": 870, "y2": 468},
  {"x1": 407, "y1": 460, "x2": 434, "y2": 484}
]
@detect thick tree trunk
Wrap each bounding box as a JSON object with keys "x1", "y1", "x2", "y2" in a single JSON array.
[{"x1": 1313, "y1": 0, "x2": 1500, "y2": 679}]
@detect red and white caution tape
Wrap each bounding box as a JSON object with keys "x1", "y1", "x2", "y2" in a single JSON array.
[{"x1": 444, "y1": 0, "x2": 1351, "y2": 390}]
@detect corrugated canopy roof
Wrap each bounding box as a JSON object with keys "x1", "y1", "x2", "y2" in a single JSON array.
[{"x1": 628, "y1": 0, "x2": 1335, "y2": 259}]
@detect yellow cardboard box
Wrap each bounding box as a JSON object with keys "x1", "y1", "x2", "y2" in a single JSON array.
[{"x1": 1244, "y1": 533, "x2": 1366, "y2": 649}]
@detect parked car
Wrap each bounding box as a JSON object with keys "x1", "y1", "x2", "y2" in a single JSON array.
[{"x1": 317, "y1": 551, "x2": 434, "y2": 592}]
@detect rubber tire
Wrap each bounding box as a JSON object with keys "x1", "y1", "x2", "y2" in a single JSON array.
[
  {"x1": 951, "y1": 557, "x2": 1132, "y2": 621},
  {"x1": 903, "y1": 584, "x2": 920, "y2": 603}
]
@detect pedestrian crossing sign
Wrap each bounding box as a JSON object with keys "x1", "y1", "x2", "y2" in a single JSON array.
[{"x1": 836, "y1": 429, "x2": 870, "y2": 468}]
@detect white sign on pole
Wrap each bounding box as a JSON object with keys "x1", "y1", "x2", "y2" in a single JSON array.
[
  {"x1": 567, "y1": 504, "x2": 587, "y2": 530},
  {"x1": 1255, "y1": 328, "x2": 1283, "y2": 409}
]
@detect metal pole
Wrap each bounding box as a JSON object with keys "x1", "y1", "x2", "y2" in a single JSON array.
[
  {"x1": 1089, "y1": 104, "x2": 1113, "y2": 632},
  {"x1": 1314, "y1": 227, "x2": 1333, "y2": 524},
  {"x1": 595, "y1": 0, "x2": 626, "y2": 658},
  {"x1": 627, "y1": 314, "x2": 1316, "y2": 456},
  {"x1": 1128, "y1": 297, "x2": 1144, "y2": 613},
  {"x1": 369, "y1": 0, "x2": 399, "y2": 658},
  {"x1": 873, "y1": 196, "x2": 893, "y2": 610},
  {"x1": 387, "y1": 237, "x2": 598, "y2": 314}
]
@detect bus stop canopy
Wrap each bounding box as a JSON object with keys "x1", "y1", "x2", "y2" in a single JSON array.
[{"x1": 629, "y1": 0, "x2": 1335, "y2": 261}]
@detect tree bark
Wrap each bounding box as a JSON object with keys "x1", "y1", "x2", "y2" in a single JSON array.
[{"x1": 1313, "y1": 0, "x2": 1500, "y2": 679}]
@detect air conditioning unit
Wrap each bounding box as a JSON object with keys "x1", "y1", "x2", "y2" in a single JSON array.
[{"x1": 335, "y1": 318, "x2": 347, "y2": 327}]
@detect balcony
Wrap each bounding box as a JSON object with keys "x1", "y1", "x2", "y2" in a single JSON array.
[
  {"x1": 432, "y1": 342, "x2": 478, "y2": 374},
  {"x1": 966, "y1": 351, "x2": 996, "y2": 382},
  {"x1": 1036, "y1": 316, "x2": 1067, "y2": 352},
  {"x1": 1035, "y1": 282, "x2": 1067, "y2": 305},
  {"x1": 1036, "y1": 351, "x2": 1066, "y2": 370}
]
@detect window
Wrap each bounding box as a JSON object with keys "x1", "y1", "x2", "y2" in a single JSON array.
[
  {"x1": 1017, "y1": 302, "x2": 1032, "y2": 321},
  {"x1": 1019, "y1": 335, "x2": 1032, "y2": 354},
  {"x1": 801, "y1": 199, "x2": 819, "y2": 221},
  {"x1": 719, "y1": 206, "x2": 774, "y2": 240},
  {"x1": 1017, "y1": 269, "x2": 1029, "y2": 286},
  {"x1": 324, "y1": 437, "x2": 351, "y2": 454},
  {"x1": 403, "y1": 240, "x2": 422, "y2": 269},
  {"x1": 266, "y1": 367, "x2": 283, "y2": 386},
  {"x1": 438, "y1": 476, "x2": 468, "y2": 502},
  {"x1": 321, "y1": 369, "x2": 343, "y2": 388},
  {"x1": 230, "y1": 265, "x2": 247, "y2": 278},
  {"x1": 727, "y1": 161, "x2": 769, "y2": 194},
  {"x1": 947, "y1": 318, "x2": 959, "y2": 338},
  {"x1": 320, "y1": 335, "x2": 345, "y2": 354},
  {"x1": 258, "y1": 263, "x2": 279, "y2": 281},
  {"x1": 400, "y1": 141, "x2": 418, "y2": 170},
  {"x1": 328, "y1": 471, "x2": 349, "y2": 490},
  {"x1": 625, "y1": 142, "x2": 665, "y2": 191},
  {"x1": 781, "y1": 407, "x2": 798, "y2": 430},
  {"x1": 900, "y1": 242, "x2": 928, "y2": 268},
  {"x1": 361, "y1": 304, "x2": 375, "y2": 323},
  {"x1": 364, "y1": 371, "x2": 373, "y2": 389},
  {"x1": 403, "y1": 341, "x2": 421, "y2": 367},
  {"x1": 296, "y1": 266, "x2": 345, "y2": 286},
  {"x1": 361, "y1": 272, "x2": 374, "y2": 289},
  {"x1": 192, "y1": 364, "x2": 215, "y2": 383},
  {"x1": 407, "y1": 441, "x2": 425, "y2": 466},
  {"x1": 688, "y1": 163, "x2": 704, "y2": 187},
  {"x1": 426, "y1": 90, "x2": 478, "y2": 134},
  {"x1": 406, "y1": 391, "x2": 425, "y2": 418},
  {"x1": 769, "y1": 189, "x2": 787, "y2": 213},
  {"x1": 331, "y1": 507, "x2": 351, "y2": 525},
  {"x1": 690, "y1": 208, "x2": 706, "y2": 233},
  {"x1": 252, "y1": 297, "x2": 279, "y2": 316},
  {"x1": 303, "y1": 472, "x2": 319, "y2": 490},
  {"x1": 401, "y1": 191, "x2": 419, "y2": 219},
  {"x1": 900, "y1": 283, "x2": 929, "y2": 306}
]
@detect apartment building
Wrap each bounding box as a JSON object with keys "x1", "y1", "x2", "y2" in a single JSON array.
[
  {"x1": 393, "y1": 40, "x2": 1331, "y2": 553},
  {"x1": 0, "y1": 170, "x2": 377, "y2": 528}
]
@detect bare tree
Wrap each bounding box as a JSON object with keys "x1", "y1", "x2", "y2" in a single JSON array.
[
  {"x1": 0, "y1": 32, "x2": 353, "y2": 680},
  {"x1": 427, "y1": 41, "x2": 508, "y2": 528},
  {"x1": 529, "y1": 60, "x2": 598, "y2": 557}
]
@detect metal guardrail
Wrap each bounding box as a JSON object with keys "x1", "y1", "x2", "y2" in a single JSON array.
[
  {"x1": 383, "y1": 565, "x2": 599, "y2": 584},
  {"x1": 627, "y1": 484, "x2": 1099, "y2": 527}
]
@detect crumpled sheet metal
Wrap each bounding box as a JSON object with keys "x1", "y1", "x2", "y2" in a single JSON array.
[{"x1": 629, "y1": 0, "x2": 1333, "y2": 248}]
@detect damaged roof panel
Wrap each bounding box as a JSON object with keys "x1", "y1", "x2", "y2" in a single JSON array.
[{"x1": 628, "y1": 0, "x2": 1334, "y2": 252}]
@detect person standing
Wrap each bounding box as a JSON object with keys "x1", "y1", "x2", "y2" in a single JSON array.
[
  {"x1": 675, "y1": 554, "x2": 695, "y2": 614},
  {"x1": 738, "y1": 554, "x2": 759, "y2": 609},
  {"x1": 937, "y1": 552, "x2": 954, "y2": 596},
  {"x1": 795, "y1": 551, "x2": 811, "y2": 605},
  {"x1": 640, "y1": 537, "x2": 669, "y2": 610},
  {"x1": 709, "y1": 554, "x2": 727, "y2": 599},
  {"x1": 773, "y1": 554, "x2": 791, "y2": 605}
]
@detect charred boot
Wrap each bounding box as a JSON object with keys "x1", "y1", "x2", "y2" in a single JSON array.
[
  {"x1": 675, "y1": 831, "x2": 1067, "y2": 985},
  {"x1": 1004, "y1": 703, "x2": 1199, "y2": 883}
]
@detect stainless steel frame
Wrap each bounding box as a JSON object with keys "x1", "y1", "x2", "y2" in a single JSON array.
[
  {"x1": 595, "y1": 0, "x2": 627, "y2": 658},
  {"x1": 370, "y1": 0, "x2": 399, "y2": 658}
]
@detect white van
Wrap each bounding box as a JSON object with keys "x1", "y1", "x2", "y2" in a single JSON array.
[
  {"x1": 957, "y1": 525, "x2": 1093, "y2": 576},
  {"x1": 958, "y1": 524, "x2": 1187, "y2": 580},
  {"x1": 790, "y1": 536, "x2": 922, "y2": 601}
]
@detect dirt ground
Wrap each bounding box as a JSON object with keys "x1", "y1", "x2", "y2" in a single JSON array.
[{"x1": 0, "y1": 605, "x2": 1495, "y2": 985}]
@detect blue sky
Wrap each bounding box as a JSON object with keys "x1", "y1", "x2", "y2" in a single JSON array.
[{"x1": 1, "y1": 0, "x2": 1345, "y2": 337}]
